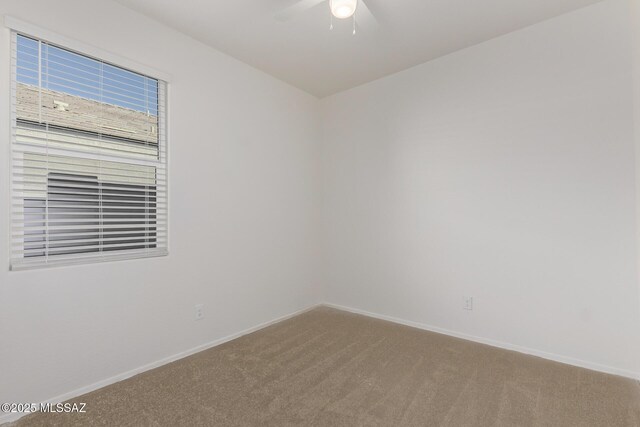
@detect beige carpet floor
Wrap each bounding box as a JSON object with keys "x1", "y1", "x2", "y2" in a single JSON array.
[{"x1": 11, "y1": 307, "x2": 640, "y2": 426}]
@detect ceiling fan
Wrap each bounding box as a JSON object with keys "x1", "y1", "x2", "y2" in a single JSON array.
[{"x1": 275, "y1": 0, "x2": 378, "y2": 34}]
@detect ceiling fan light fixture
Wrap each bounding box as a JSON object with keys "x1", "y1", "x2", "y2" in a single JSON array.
[{"x1": 330, "y1": 0, "x2": 357, "y2": 19}]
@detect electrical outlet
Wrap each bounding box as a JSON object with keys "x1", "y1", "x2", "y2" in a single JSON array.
[
  {"x1": 195, "y1": 304, "x2": 204, "y2": 320},
  {"x1": 463, "y1": 296, "x2": 473, "y2": 311}
]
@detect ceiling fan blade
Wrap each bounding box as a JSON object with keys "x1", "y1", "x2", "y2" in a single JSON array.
[
  {"x1": 356, "y1": 0, "x2": 378, "y2": 30},
  {"x1": 275, "y1": 0, "x2": 327, "y2": 22}
]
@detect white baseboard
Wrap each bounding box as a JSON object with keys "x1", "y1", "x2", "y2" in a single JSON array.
[
  {"x1": 322, "y1": 302, "x2": 640, "y2": 381},
  {"x1": 0, "y1": 304, "x2": 320, "y2": 425}
]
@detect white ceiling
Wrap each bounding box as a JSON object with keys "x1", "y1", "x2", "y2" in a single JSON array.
[{"x1": 114, "y1": 0, "x2": 603, "y2": 98}]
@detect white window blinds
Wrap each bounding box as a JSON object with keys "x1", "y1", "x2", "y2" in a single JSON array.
[{"x1": 10, "y1": 31, "x2": 168, "y2": 270}]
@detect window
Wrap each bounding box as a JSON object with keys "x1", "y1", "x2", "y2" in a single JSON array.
[{"x1": 10, "y1": 32, "x2": 168, "y2": 269}]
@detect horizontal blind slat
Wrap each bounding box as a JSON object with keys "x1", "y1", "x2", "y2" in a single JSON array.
[{"x1": 11, "y1": 249, "x2": 169, "y2": 271}]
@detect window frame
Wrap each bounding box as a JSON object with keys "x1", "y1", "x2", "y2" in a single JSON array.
[{"x1": 7, "y1": 17, "x2": 170, "y2": 270}]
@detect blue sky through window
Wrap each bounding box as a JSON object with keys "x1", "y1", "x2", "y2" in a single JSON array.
[{"x1": 16, "y1": 35, "x2": 158, "y2": 116}]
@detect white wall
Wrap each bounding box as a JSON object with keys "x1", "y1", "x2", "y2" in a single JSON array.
[
  {"x1": 632, "y1": 0, "x2": 640, "y2": 375},
  {"x1": 0, "y1": 0, "x2": 321, "y2": 408},
  {"x1": 320, "y1": 0, "x2": 640, "y2": 377},
  {"x1": 632, "y1": 0, "x2": 640, "y2": 334}
]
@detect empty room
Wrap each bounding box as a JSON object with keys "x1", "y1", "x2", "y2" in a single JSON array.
[{"x1": 1, "y1": 0, "x2": 640, "y2": 425}]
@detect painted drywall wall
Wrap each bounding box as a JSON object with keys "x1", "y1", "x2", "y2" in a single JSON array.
[
  {"x1": 632, "y1": 0, "x2": 640, "y2": 329},
  {"x1": 320, "y1": 0, "x2": 640, "y2": 377},
  {"x1": 0, "y1": 0, "x2": 321, "y2": 408}
]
